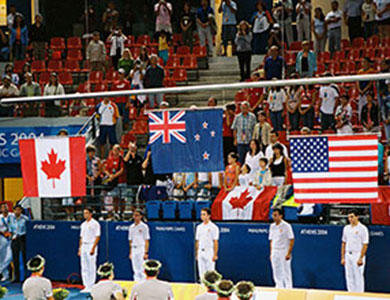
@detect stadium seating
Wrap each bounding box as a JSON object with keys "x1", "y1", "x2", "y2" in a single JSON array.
[
  {"x1": 146, "y1": 200, "x2": 161, "y2": 220},
  {"x1": 31, "y1": 60, "x2": 46, "y2": 73},
  {"x1": 47, "y1": 60, "x2": 63, "y2": 73},
  {"x1": 58, "y1": 72, "x2": 73, "y2": 85},
  {"x1": 162, "y1": 201, "x2": 177, "y2": 219},
  {"x1": 50, "y1": 37, "x2": 66, "y2": 51},
  {"x1": 67, "y1": 37, "x2": 82, "y2": 49},
  {"x1": 195, "y1": 201, "x2": 211, "y2": 219},
  {"x1": 64, "y1": 60, "x2": 81, "y2": 73},
  {"x1": 178, "y1": 200, "x2": 195, "y2": 220}
]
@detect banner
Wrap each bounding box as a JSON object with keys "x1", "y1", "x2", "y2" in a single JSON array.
[
  {"x1": 0, "y1": 125, "x2": 82, "y2": 164},
  {"x1": 149, "y1": 109, "x2": 224, "y2": 173},
  {"x1": 19, "y1": 137, "x2": 86, "y2": 197},
  {"x1": 212, "y1": 186, "x2": 277, "y2": 220},
  {"x1": 371, "y1": 187, "x2": 390, "y2": 225}
]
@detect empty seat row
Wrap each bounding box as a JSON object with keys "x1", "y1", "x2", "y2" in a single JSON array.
[{"x1": 146, "y1": 200, "x2": 211, "y2": 220}]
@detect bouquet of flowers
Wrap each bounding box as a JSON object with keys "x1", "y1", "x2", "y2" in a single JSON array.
[
  {"x1": 0, "y1": 286, "x2": 8, "y2": 299},
  {"x1": 53, "y1": 288, "x2": 70, "y2": 300}
]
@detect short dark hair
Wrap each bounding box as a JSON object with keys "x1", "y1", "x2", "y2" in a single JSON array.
[
  {"x1": 134, "y1": 209, "x2": 144, "y2": 216},
  {"x1": 201, "y1": 207, "x2": 211, "y2": 215},
  {"x1": 226, "y1": 104, "x2": 236, "y2": 111},
  {"x1": 13, "y1": 204, "x2": 23, "y2": 210},
  {"x1": 144, "y1": 260, "x2": 161, "y2": 277},
  {"x1": 86, "y1": 145, "x2": 96, "y2": 153},
  {"x1": 348, "y1": 209, "x2": 359, "y2": 217},
  {"x1": 273, "y1": 208, "x2": 284, "y2": 216},
  {"x1": 243, "y1": 163, "x2": 251, "y2": 174},
  {"x1": 257, "y1": 111, "x2": 267, "y2": 117},
  {"x1": 58, "y1": 129, "x2": 68, "y2": 136},
  {"x1": 84, "y1": 207, "x2": 93, "y2": 214},
  {"x1": 203, "y1": 270, "x2": 222, "y2": 289},
  {"x1": 228, "y1": 152, "x2": 239, "y2": 161},
  {"x1": 260, "y1": 157, "x2": 268, "y2": 165},
  {"x1": 270, "y1": 129, "x2": 279, "y2": 137},
  {"x1": 216, "y1": 280, "x2": 234, "y2": 298}
]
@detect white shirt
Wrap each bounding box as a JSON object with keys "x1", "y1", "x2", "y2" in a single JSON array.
[
  {"x1": 267, "y1": 89, "x2": 286, "y2": 112},
  {"x1": 130, "y1": 279, "x2": 174, "y2": 300},
  {"x1": 198, "y1": 172, "x2": 209, "y2": 183},
  {"x1": 239, "y1": 173, "x2": 253, "y2": 187},
  {"x1": 98, "y1": 101, "x2": 118, "y2": 126},
  {"x1": 269, "y1": 220, "x2": 294, "y2": 249},
  {"x1": 374, "y1": 0, "x2": 390, "y2": 20},
  {"x1": 130, "y1": 69, "x2": 145, "y2": 87},
  {"x1": 128, "y1": 221, "x2": 150, "y2": 247},
  {"x1": 342, "y1": 222, "x2": 369, "y2": 253},
  {"x1": 195, "y1": 292, "x2": 218, "y2": 300},
  {"x1": 211, "y1": 172, "x2": 221, "y2": 188},
  {"x1": 325, "y1": 9, "x2": 343, "y2": 29},
  {"x1": 91, "y1": 280, "x2": 122, "y2": 300},
  {"x1": 245, "y1": 151, "x2": 264, "y2": 176},
  {"x1": 319, "y1": 85, "x2": 339, "y2": 114},
  {"x1": 196, "y1": 222, "x2": 219, "y2": 249},
  {"x1": 80, "y1": 218, "x2": 101, "y2": 244},
  {"x1": 265, "y1": 143, "x2": 289, "y2": 160},
  {"x1": 22, "y1": 276, "x2": 53, "y2": 300}
]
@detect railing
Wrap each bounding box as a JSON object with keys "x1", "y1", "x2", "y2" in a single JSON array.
[{"x1": 77, "y1": 112, "x2": 98, "y2": 143}]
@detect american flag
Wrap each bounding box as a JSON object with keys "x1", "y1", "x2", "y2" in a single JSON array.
[{"x1": 290, "y1": 134, "x2": 379, "y2": 203}]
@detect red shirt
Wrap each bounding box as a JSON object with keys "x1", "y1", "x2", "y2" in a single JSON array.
[
  {"x1": 105, "y1": 155, "x2": 126, "y2": 184},
  {"x1": 223, "y1": 113, "x2": 234, "y2": 137},
  {"x1": 111, "y1": 79, "x2": 131, "y2": 104}
]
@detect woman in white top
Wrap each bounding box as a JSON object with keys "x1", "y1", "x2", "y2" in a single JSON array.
[
  {"x1": 267, "y1": 84, "x2": 286, "y2": 132},
  {"x1": 43, "y1": 72, "x2": 65, "y2": 117},
  {"x1": 374, "y1": 0, "x2": 390, "y2": 40},
  {"x1": 107, "y1": 27, "x2": 127, "y2": 70},
  {"x1": 335, "y1": 95, "x2": 353, "y2": 134},
  {"x1": 239, "y1": 164, "x2": 253, "y2": 187},
  {"x1": 311, "y1": 7, "x2": 327, "y2": 56},
  {"x1": 245, "y1": 139, "x2": 264, "y2": 177},
  {"x1": 129, "y1": 59, "x2": 146, "y2": 105},
  {"x1": 251, "y1": 2, "x2": 272, "y2": 54}
]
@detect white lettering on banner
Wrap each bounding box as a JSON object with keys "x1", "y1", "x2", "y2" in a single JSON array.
[
  {"x1": 115, "y1": 225, "x2": 130, "y2": 231},
  {"x1": 155, "y1": 226, "x2": 186, "y2": 232},
  {"x1": 0, "y1": 133, "x2": 6, "y2": 146},
  {"x1": 0, "y1": 148, "x2": 19, "y2": 158},
  {"x1": 33, "y1": 224, "x2": 56, "y2": 230},
  {"x1": 71, "y1": 225, "x2": 81, "y2": 230},
  {"x1": 220, "y1": 227, "x2": 230, "y2": 233},
  {"x1": 248, "y1": 228, "x2": 268, "y2": 234},
  {"x1": 300, "y1": 229, "x2": 328, "y2": 236},
  {"x1": 370, "y1": 231, "x2": 384, "y2": 237},
  {"x1": 255, "y1": 290, "x2": 278, "y2": 300},
  {"x1": 334, "y1": 295, "x2": 389, "y2": 300}
]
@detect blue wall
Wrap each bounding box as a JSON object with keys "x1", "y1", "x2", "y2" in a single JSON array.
[{"x1": 26, "y1": 221, "x2": 390, "y2": 293}]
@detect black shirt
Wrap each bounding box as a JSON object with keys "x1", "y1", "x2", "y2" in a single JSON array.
[
  {"x1": 181, "y1": 12, "x2": 195, "y2": 31},
  {"x1": 29, "y1": 23, "x2": 48, "y2": 42},
  {"x1": 125, "y1": 152, "x2": 143, "y2": 185}
]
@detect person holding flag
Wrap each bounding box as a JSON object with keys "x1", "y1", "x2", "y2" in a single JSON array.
[{"x1": 0, "y1": 203, "x2": 13, "y2": 282}]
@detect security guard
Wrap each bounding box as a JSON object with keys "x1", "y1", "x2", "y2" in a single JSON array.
[{"x1": 90, "y1": 262, "x2": 124, "y2": 300}]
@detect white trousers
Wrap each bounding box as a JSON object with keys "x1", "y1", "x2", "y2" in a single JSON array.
[
  {"x1": 345, "y1": 252, "x2": 365, "y2": 293},
  {"x1": 297, "y1": 16, "x2": 311, "y2": 42},
  {"x1": 0, "y1": 236, "x2": 12, "y2": 278},
  {"x1": 197, "y1": 248, "x2": 215, "y2": 279},
  {"x1": 81, "y1": 243, "x2": 97, "y2": 290},
  {"x1": 271, "y1": 248, "x2": 293, "y2": 289},
  {"x1": 131, "y1": 246, "x2": 146, "y2": 282}
]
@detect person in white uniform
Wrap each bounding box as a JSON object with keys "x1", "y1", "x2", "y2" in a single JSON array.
[
  {"x1": 90, "y1": 262, "x2": 124, "y2": 300},
  {"x1": 129, "y1": 209, "x2": 150, "y2": 282},
  {"x1": 235, "y1": 281, "x2": 256, "y2": 300},
  {"x1": 269, "y1": 208, "x2": 295, "y2": 289},
  {"x1": 195, "y1": 270, "x2": 222, "y2": 300},
  {"x1": 78, "y1": 207, "x2": 101, "y2": 293},
  {"x1": 195, "y1": 208, "x2": 220, "y2": 280},
  {"x1": 0, "y1": 203, "x2": 13, "y2": 282},
  {"x1": 22, "y1": 255, "x2": 54, "y2": 300},
  {"x1": 341, "y1": 209, "x2": 369, "y2": 293},
  {"x1": 130, "y1": 259, "x2": 174, "y2": 300}
]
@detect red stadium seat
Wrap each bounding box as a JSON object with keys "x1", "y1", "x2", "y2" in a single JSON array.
[
  {"x1": 315, "y1": 63, "x2": 326, "y2": 75},
  {"x1": 131, "y1": 47, "x2": 141, "y2": 58},
  {"x1": 346, "y1": 49, "x2": 360, "y2": 61},
  {"x1": 135, "y1": 35, "x2": 151, "y2": 47},
  {"x1": 67, "y1": 37, "x2": 82, "y2": 49},
  {"x1": 64, "y1": 60, "x2": 80, "y2": 72},
  {"x1": 166, "y1": 56, "x2": 181, "y2": 70},
  {"x1": 39, "y1": 71, "x2": 50, "y2": 85},
  {"x1": 104, "y1": 70, "x2": 119, "y2": 84},
  {"x1": 164, "y1": 69, "x2": 171, "y2": 80},
  {"x1": 47, "y1": 60, "x2": 63, "y2": 73},
  {"x1": 120, "y1": 132, "x2": 136, "y2": 149},
  {"x1": 172, "y1": 68, "x2": 187, "y2": 82},
  {"x1": 67, "y1": 49, "x2": 83, "y2": 61},
  {"x1": 172, "y1": 34, "x2": 183, "y2": 45},
  {"x1": 163, "y1": 78, "x2": 177, "y2": 88},
  {"x1": 88, "y1": 71, "x2": 104, "y2": 84},
  {"x1": 182, "y1": 56, "x2": 198, "y2": 69},
  {"x1": 317, "y1": 51, "x2": 330, "y2": 64},
  {"x1": 192, "y1": 46, "x2": 207, "y2": 57},
  {"x1": 31, "y1": 60, "x2": 46, "y2": 73},
  {"x1": 58, "y1": 72, "x2": 73, "y2": 85},
  {"x1": 352, "y1": 37, "x2": 365, "y2": 48},
  {"x1": 341, "y1": 39, "x2": 351, "y2": 50},
  {"x1": 328, "y1": 62, "x2": 340, "y2": 75},
  {"x1": 50, "y1": 37, "x2": 66, "y2": 51},
  {"x1": 13, "y1": 60, "x2": 25, "y2": 73},
  {"x1": 177, "y1": 46, "x2": 191, "y2": 58},
  {"x1": 127, "y1": 35, "x2": 136, "y2": 45},
  {"x1": 340, "y1": 61, "x2": 356, "y2": 75},
  {"x1": 77, "y1": 82, "x2": 91, "y2": 93},
  {"x1": 331, "y1": 51, "x2": 346, "y2": 63},
  {"x1": 284, "y1": 52, "x2": 296, "y2": 66},
  {"x1": 235, "y1": 90, "x2": 247, "y2": 103},
  {"x1": 361, "y1": 48, "x2": 376, "y2": 61},
  {"x1": 149, "y1": 47, "x2": 158, "y2": 55},
  {"x1": 94, "y1": 82, "x2": 108, "y2": 92},
  {"x1": 81, "y1": 60, "x2": 91, "y2": 72},
  {"x1": 367, "y1": 35, "x2": 379, "y2": 48}
]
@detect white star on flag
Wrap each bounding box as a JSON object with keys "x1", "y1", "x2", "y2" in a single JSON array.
[
  {"x1": 203, "y1": 152, "x2": 210, "y2": 160},
  {"x1": 210, "y1": 130, "x2": 216, "y2": 137},
  {"x1": 194, "y1": 134, "x2": 200, "y2": 141},
  {"x1": 202, "y1": 121, "x2": 208, "y2": 129}
]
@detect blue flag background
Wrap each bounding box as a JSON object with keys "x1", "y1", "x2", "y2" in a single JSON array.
[{"x1": 149, "y1": 109, "x2": 224, "y2": 173}]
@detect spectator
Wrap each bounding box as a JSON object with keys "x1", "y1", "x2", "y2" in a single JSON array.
[
  {"x1": 235, "y1": 20, "x2": 252, "y2": 82},
  {"x1": 111, "y1": 68, "x2": 131, "y2": 130},
  {"x1": 144, "y1": 54, "x2": 165, "y2": 108},
  {"x1": 86, "y1": 145, "x2": 103, "y2": 213},
  {"x1": 0, "y1": 76, "x2": 19, "y2": 117},
  {"x1": 172, "y1": 172, "x2": 185, "y2": 200},
  {"x1": 224, "y1": 152, "x2": 240, "y2": 192},
  {"x1": 252, "y1": 111, "x2": 272, "y2": 151},
  {"x1": 18, "y1": 62, "x2": 30, "y2": 86},
  {"x1": 286, "y1": 83, "x2": 302, "y2": 131},
  {"x1": 374, "y1": 0, "x2": 390, "y2": 40},
  {"x1": 325, "y1": 1, "x2": 343, "y2": 55},
  {"x1": 69, "y1": 99, "x2": 88, "y2": 117},
  {"x1": 296, "y1": 0, "x2": 312, "y2": 42},
  {"x1": 102, "y1": 1, "x2": 119, "y2": 39},
  {"x1": 267, "y1": 83, "x2": 286, "y2": 132},
  {"x1": 264, "y1": 46, "x2": 285, "y2": 80},
  {"x1": 158, "y1": 30, "x2": 171, "y2": 64},
  {"x1": 381, "y1": 80, "x2": 390, "y2": 139},
  {"x1": 268, "y1": 23, "x2": 282, "y2": 49},
  {"x1": 272, "y1": 0, "x2": 294, "y2": 47},
  {"x1": 29, "y1": 14, "x2": 47, "y2": 61},
  {"x1": 312, "y1": 7, "x2": 327, "y2": 55},
  {"x1": 301, "y1": 127, "x2": 311, "y2": 135},
  {"x1": 19, "y1": 72, "x2": 40, "y2": 117},
  {"x1": 254, "y1": 157, "x2": 272, "y2": 189},
  {"x1": 107, "y1": 27, "x2": 127, "y2": 70},
  {"x1": 361, "y1": 91, "x2": 379, "y2": 132},
  {"x1": 218, "y1": 0, "x2": 238, "y2": 56},
  {"x1": 155, "y1": 0, "x2": 173, "y2": 35},
  {"x1": 343, "y1": 0, "x2": 364, "y2": 41},
  {"x1": 295, "y1": 41, "x2": 317, "y2": 77},
  {"x1": 0, "y1": 28, "x2": 9, "y2": 61},
  {"x1": 223, "y1": 104, "x2": 236, "y2": 163},
  {"x1": 7, "y1": 4, "x2": 17, "y2": 29},
  {"x1": 357, "y1": 57, "x2": 375, "y2": 119},
  {"x1": 43, "y1": 72, "x2": 65, "y2": 117},
  {"x1": 117, "y1": 48, "x2": 134, "y2": 76},
  {"x1": 123, "y1": 142, "x2": 143, "y2": 207},
  {"x1": 86, "y1": 32, "x2": 106, "y2": 72},
  {"x1": 232, "y1": 101, "x2": 257, "y2": 165},
  {"x1": 265, "y1": 130, "x2": 288, "y2": 159},
  {"x1": 183, "y1": 172, "x2": 198, "y2": 201},
  {"x1": 10, "y1": 14, "x2": 28, "y2": 61},
  {"x1": 245, "y1": 139, "x2": 264, "y2": 177},
  {"x1": 298, "y1": 85, "x2": 316, "y2": 130},
  {"x1": 129, "y1": 59, "x2": 146, "y2": 108},
  {"x1": 362, "y1": 0, "x2": 377, "y2": 38},
  {"x1": 208, "y1": 97, "x2": 217, "y2": 106},
  {"x1": 97, "y1": 98, "x2": 119, "y2": 157},
  {"x1": 139, "y1": 46, "x2": 150, "y2": 68},
  {"x1": 251, "y1": 1, "x2": 272, "y2": 55},
  {"x1": 197, "y1": 172, "x2": 212, "y2": 201},
  {"x1": 197, "y1": 0, "x2": 215, "y2": 57},
  {"x1": 3, "y1": 63, "x2": 19, "y2": 86},
  {"x1": 180, "y1": 2, "x2": 195, "y2": 49},
  {"x1": 379, "y1": 60, "x2": 390, "y2": 99},
  {"x1": 269, "y1": 143, "x2": 288, "y2": 186},
  {"x1": 335, "y1": 94, "x2": 353, "y2": 134},
  {"x1": 239, "y1": 164, "x2": 253, "y2": 187},
  {"x1": 319, "y1": 78, "x2": 339, "y2": 131}
]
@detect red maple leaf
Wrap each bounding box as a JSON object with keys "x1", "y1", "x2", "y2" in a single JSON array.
[
  {"x1": 41, "y1": 149, "x2": 66, "y2": 189},
  {"x1": 229, "y1": 189, "x2": 253, "y2": 209}
]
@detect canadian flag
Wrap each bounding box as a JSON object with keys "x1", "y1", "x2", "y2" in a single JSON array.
[
  {"x1": 212, "y1": 186, "x2": 277, "y2": 221},
  {"x1": 19, "y1": 137, "x2": 86, "y2": 197}
]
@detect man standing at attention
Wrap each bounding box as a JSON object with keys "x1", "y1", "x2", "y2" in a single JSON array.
[
  {"x1": 196, "y1": 208, "x2": 220, "y2": 280},
  {"x1": 269, "y1": 208, "x2": 295, "y2": 289},
  {"x1": 129, "y1": 209, "x2": 150, "y2": 282},
  {"x1": 78, "y1": 208, "x2": 101, "y2": 293},
  {"x1": 11, "y1": 204, "x2": 28, "y2": 283},
  {"x1": 341, "y1": 209, "x2": 369, "y2": 292},
  {"x1": 0, "y1": 203, "x2": 13, "y2": 282}
]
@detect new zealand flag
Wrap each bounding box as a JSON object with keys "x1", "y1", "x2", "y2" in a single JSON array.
[{"x1": 148, "y1": 109, "x2": 224, "y2": 173}]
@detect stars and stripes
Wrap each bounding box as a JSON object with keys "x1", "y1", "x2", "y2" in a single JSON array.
[
  {"x1": 290, "y1": 134, "x2": 379, "y2": 203},
  {"x1": 149, "y1": 111, "x2": 186, "y2": 144}
]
